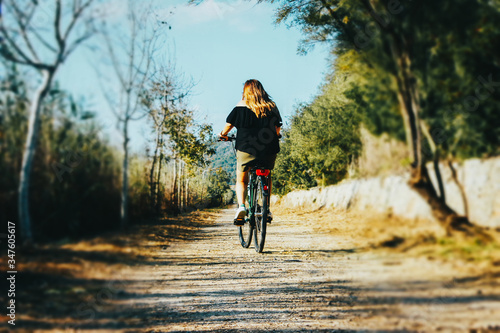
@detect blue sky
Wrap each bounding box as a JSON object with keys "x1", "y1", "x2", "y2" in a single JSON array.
[{"x1": 60, "y1": 0, "x2": 331, "y2": 152}]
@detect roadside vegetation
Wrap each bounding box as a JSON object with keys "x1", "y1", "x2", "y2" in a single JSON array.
[
  {"x1": 0, "y1": 1, "x2": 233, "y2": 243},
  {"x1": 2, "y1": 0, "x2": 500, "y2": 243},
  {"x1": 269, "y1": 0, "x2": 500, "y2": 235}
]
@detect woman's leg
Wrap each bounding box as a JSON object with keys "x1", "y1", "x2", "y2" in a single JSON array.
[{"x1": 236, "y1": 169, "x2": 249, "y2": 206}]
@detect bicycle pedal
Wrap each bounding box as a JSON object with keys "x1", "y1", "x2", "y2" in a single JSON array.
[{"x1": 234, "y1": 218, "x2": 245, "y2": 226}]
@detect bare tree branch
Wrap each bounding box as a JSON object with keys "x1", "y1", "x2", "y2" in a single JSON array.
[
  {"x1": 1, "y1": 0, "x2": 96, "y2": 68},
  {"x1": 63, "y1": 30, "x2": 93, "y2": 60},
  {"x1": 9, "y1": 1, "x2": 40, "y2": 61},
  {"x1": 102, "y1": 30, "x2": 128, "y2": 90},
  {"x1": 28, "y1": 28, "x2": 58, "y2": 53},
  {"x1": 0, "y1": 26, "x2": 45, "y2": 68},
  {"x1": 54, "y1": 0, "x2": 65, "y2": 52},
  {"x1": 63, "y1": 0, "x2": 94, "y2": 41}
]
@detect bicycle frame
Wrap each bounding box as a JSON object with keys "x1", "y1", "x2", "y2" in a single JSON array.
[{"x1": 247, "y1": 167, "x2": 271, "y2": 224}]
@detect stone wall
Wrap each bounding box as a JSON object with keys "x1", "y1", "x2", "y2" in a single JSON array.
[{"x1": 276, "y1": 157, "x2": 500, "y2": 228}]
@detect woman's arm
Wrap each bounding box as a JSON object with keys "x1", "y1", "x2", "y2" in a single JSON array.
[{"x1": 219, "y1": 123, "x2": 234, "y2": 139}]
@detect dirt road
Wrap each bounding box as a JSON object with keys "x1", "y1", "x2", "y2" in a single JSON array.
[{"x1": 6, "y1": 208, "x2": 500, "y2": 332}]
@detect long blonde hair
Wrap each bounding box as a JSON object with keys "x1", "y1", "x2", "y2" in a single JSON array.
[{"x1": 243, "y1": 79, "x2": 276, "y2": 118}]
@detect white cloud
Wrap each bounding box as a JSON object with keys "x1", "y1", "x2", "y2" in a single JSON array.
[
  {"x1": 91, "y1": 0, "x2": 270, "y2": 32},
  {"x1": 93, "y1": 0, "x2": 129, "y2": 22},
  {"x1": 156, "y1": 0, "x2": 265, "y2": 32}
]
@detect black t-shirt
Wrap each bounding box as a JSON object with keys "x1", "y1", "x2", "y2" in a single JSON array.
[{"x1": 226, "y1": 105, "x2": 282, "y2": 158}]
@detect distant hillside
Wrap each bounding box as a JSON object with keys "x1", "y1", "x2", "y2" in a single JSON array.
[{"x1": 210, "y1": 142, "x2": 237, "y2": 184}]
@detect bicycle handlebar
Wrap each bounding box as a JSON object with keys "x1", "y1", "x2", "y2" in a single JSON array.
[
  {"x1": 218, "y1": 134, "x2": 282, "y2": 142},
  {"x1": 218, "y1": 135, "x2": 236, "y2": 142}
]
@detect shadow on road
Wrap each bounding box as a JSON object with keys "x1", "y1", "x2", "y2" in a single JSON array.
[{"x1": 3, "y1": 210, "x2": 500, "y2": 332}]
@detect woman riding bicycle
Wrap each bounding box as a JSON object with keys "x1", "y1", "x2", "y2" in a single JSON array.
[{"x1": 219, "y1": 79, "x2": 282, "y2": 222}]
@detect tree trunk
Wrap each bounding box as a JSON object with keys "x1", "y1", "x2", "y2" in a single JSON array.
[
  {"x1": 18, "y1": 69, "x2": 53, "y2": 242},
  {"x1": 149, "y1": 132, "x2": 160, "y2": 209},
  {"x1": 120, "y1": 118, "x2": 129, "y2": 228},
  {"x1": 185, "y1": 178, "x2": 189, "y2": 209},
  {"x1": 156, "y1": 150, "x2": 163, "y2": 214},
  {"x1": 182, "y1": 163, "x2": 186, "y2": 209},
  {"x1": 178, "y1": 160, "x2": 183, "y2": 211},
  {"x1": 448, "y1": 160, "x2": 469, "y2": 218},
  {"x1": 201, "y1": 171, "x2": 206, "y2": 208},
  {"x1": 433, "y1": 149, "x2": 446, "y2": 202},
  {"x1": 389, "y1": 38, "x2": 474, "y2": 233},
  {"x1": 172, "y1": 158, "x2": 178, "y2": 213},
  {"x1": 420, "y1": 120, "x2": 446, "y2": 202},
  {"x1": 393, "y1": 51, "x2": 422, "y2": 174}
]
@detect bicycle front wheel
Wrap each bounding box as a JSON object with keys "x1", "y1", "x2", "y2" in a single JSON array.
[{"x1": 253, "y1": 176, "x2": 268, "y2": 253}]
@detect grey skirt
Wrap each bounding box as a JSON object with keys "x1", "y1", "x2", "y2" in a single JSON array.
[{"x1": 236, "y1": 150, "x2": 277, "y2": 172}]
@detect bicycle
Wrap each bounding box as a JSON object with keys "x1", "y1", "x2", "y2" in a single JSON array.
[{"x1": 218, "y1": 135, "x2": 272, "y2": 253}]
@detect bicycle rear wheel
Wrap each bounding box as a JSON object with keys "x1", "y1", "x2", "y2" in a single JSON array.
[
  {"x1": 253, "y1": 176, "x2": 268, "y2": 253},
  {"x1": 238, "y1": 216, "x2": 253, "y2": 248}
]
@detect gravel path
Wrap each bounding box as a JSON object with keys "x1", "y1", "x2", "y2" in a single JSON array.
[
  {"x1": 139, "y1": 209, "x2": 358, "y2": 332},
  {"x1": 10, "y1": 208, "x2": 500, "y2": 332},
  {"x1": 130, "y1": 209, "x2": 500, "y2": 332}
]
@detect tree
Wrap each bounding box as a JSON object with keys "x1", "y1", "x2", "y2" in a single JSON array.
[
  {"x1": 0, "y1": 67, "x2": 122, "y2": 240},
  {"x1": 288, "y1": 71, "x2": 361, "y2": 186},
  {"x1": 0, "y1": 0, "x2": 96, "y2": 242},
  {"x1": 261, "y1": 0, "x2": 500, "y2": 233},
  {"x1": 272, "y1": 131, "x2": 317, "y2": 195},
  {"x1": 163, "y1": 107, "x2": 214, "y2": 212},
  {"x1": 143, "y1": 67, "x2": 192, "y2": 213},
  {"x1": 98, "y1": 0, "x2": 160, "y2": 227},
  {"x1": 272, "y1": 63, "x2": 361, "y2": 194},
  {"x1": 142, "y1": 68, "x2": 215, "y2": 213},
  {"x1": 206, "y1": 168, "x2": 232, "y2": 207}
]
